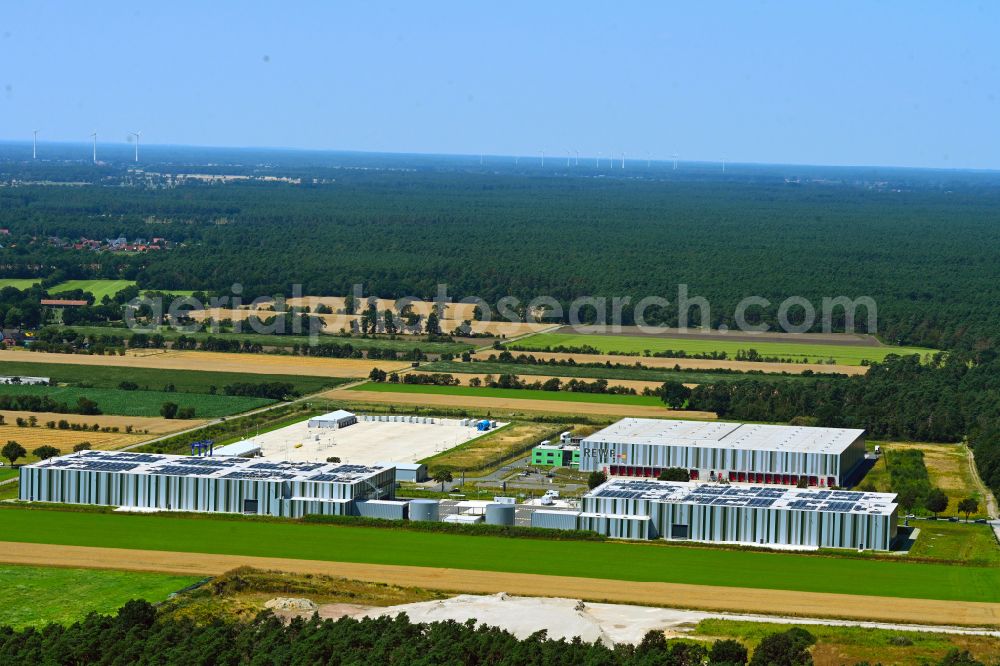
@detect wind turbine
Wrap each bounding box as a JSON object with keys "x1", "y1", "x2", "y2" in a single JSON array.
[
  {"x1": 32, "y1": 130, "x2": 38, "y2": 159},
  {"x1": 646, "y1": 152, "x2": 652, "y2": 168},
  {"x1": 540, "y1": 150, "x2": 545, "y2": 167},
  {"x1": 621, "y1": 151, "x2": 625, "y2": 169},
  {"x1": 566, "y1": 149, "x2": 572, "y2": 168},
  {"x1": 90, "y1": 132, "x2": 97, "y2": 163},
  {"x1": 596, "y1": 151, "x2": 601, "y2": 168},
  {"x1": 130, "y1": 131, "x2": 142, "y2": 162},
  {"x1": 672, "y1": 153, "x2": 679, "y2": 170},
  {"x1": 574, "y1": 149, "x2": 579, "y2": 166},
  {"x1": 609, "y1": 149, "x2": 614, "y2": 168},
  {"x1": 722, "y1": 157, "x2": 726, "y2": 173}
]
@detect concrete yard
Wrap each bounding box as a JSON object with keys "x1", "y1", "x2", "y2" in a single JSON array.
[{"x1": 240, "y1": 416, "x2": 507, "y2": 465}]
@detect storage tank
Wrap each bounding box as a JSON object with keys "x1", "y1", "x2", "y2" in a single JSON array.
[
  {"x1": 485, "y1": 503, "x2": 516, "y2": 526},
  {"x1": 409, "y1": 499, "x2": 440, "y2": 522}
]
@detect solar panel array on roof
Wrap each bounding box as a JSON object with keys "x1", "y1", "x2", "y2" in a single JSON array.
[
  {"x1": 156, "y1": 465, "x2": 219, "y2": 476},
  {"x1": 27, "y1": 450, "x2": 389, "y2": 486},
  {"x1": 223, "y1": 470, "x2": 297, "y2": 481},
  {"x1": 588, "y1": 478, "x2": 896, "y2": 516},
  {"x1": 51, "y1": 459, "x2": 139, "y2": 473},
  {"x1": 250, "y1": 462, "x2": 324, "y2": 472}
]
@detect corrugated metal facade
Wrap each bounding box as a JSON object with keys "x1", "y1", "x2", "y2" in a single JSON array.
[
  {"x1": 581, "y1": 494, "x2": 896, "y2": 550},
  {"x1": 19, "y1": 465, "x2": 396, "y2": 518},
  {"x1": 530, "y1": 510, "x2": 581, "y2": 530},
  {"x1": 580, "y1": 437, "x2": 866, "y2": 486}
]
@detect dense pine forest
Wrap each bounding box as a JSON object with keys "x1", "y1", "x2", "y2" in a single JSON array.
[
  {"x1": 3, "y1": 153, "x2": 1000, "y2": 498},
  {"x1": 1, "y1": 159, "x2": 999, "y2": 349}
]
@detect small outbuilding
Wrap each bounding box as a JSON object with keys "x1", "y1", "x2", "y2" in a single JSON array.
[
  {"x1": 307, "y1": 409, "x2": 358, "y2": 429},
  {"x1": 376, "y1": 461, "x2": 428, "y2": 483}
]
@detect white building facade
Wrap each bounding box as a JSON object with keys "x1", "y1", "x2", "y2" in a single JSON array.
[
  {"x1": 580, "y1": 418, "x2": 866, "y2": 487},
  {"x1": 19, "y1": 450, "x2": 395, "y2": 517}
]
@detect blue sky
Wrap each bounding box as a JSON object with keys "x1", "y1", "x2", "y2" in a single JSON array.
[{"x1": 2, "y1": 1, "x2": 998, "y2": 169}]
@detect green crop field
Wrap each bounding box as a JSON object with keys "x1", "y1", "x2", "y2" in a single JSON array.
[
  {"x1": 348, "y1": 382, "x2": 665, "y2": 406},
  {"x1": 0, "y1": 384, "x2": 272, "y2": 418},
  {"x1": 2, "y1": 507, "x2": 999, "y2": 602},
  {"x1": 421, "y1": 360, "x2": 828, "y2": 384},
  {"x1": 49, "y1": 279, "x2": 137, "y2": 300},
  {"x1": 0, "y1": 563, "x2": 199, "y2": 629},
  {"x1": 63, "y1": 325, "x2": 472, "y2": 355},
  {"x1": 0, "y1": 278, "x2": 40, "y2": 290},
  {"x1": 509, "y1": 333, "x2": 932, "y2": 366},
  {"x1": 0, "y1": 360, "x2": 347, "y2": 396}
]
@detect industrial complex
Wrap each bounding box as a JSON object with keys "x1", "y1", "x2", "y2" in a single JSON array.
[
  {"x1": 17, "y1": 411, "x2": 900, "y2": 552},
  {"x1": 580, "y1": 418, "x2": 867, "y2": 487},
  {"x1": 19, "y1": 450, "x2": 398, "y2": 518},
  {"x1": 534, "y1": 479, "x2": 898, "y2": 550}
]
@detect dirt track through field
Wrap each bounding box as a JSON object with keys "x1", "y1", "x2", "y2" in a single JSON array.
[
  {"x1": 0, "y1": 349, "x2": 407, "y2": 378},
  {"x1": 332, "y1": 389, "x2": 715, "y2": 419},
  {"x1": 515, "y1": 350, "x2": 868, "y2": 376},
  {"x1": 3, "y1": 541, "x2": 998, "y2": 627}
]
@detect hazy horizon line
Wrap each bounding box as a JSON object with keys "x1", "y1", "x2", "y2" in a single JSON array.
[{"x1": 1, "y1": 138, "x2": 998, "y2": 175}]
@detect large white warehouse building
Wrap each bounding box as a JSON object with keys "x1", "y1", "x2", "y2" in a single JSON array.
[
  {"x1": 534, "y1": 479, "x2": 898, "y2": 551},
  {"x1": 580, "y1": 418, "x2": 866, "y2": 487},
  {"x1": 19, "y1": 450, "x2": 396, "y2": 518}
]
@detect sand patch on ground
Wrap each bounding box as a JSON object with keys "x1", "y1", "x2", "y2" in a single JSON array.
[
  {"x1": 0, "y1": 349, "x2": 406, "y2": 379},
  {"x1": 331, "y1": 389, "x2": 715, "y2": 419},
  {"x1": 510, "y1": 350, "x2": 868, "y2": 376},
  {"x1": 2, "y1": 541, "x2": 998, "y2": 627}
]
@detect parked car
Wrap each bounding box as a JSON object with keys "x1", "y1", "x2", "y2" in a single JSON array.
[
  {"x1": 947, "y1": 516, "x2": 959, "y2": 522},
  {"x1": 975, "y1": 518, "x2": 988, "y2": 524}
]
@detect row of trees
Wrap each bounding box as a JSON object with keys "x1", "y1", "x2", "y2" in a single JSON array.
[{"x1": 0, "y1": 598, "x2": 856, "y2": 665}]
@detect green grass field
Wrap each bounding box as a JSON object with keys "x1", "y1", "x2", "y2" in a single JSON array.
[
  {"x1": 0, "y1": 278, "x2": 41, "y2": 290},
  {"x1": 421, "y1": 360, "x2": 829, "y2": 384},
  {"x1": 348, "y1": 382, "x2": 665, "y2": 406},
  {"x1": 509, "y1": 333, "x2": 932, "y2": 366},
  {"x1": 907, "y1": 521, "x2": 1000, "y2": 565},
  {"x1": 63, "y1": 325, "x2": 472, "y2": 354},
  {"x1": 0, "y1": 384, "x2": 272, "y2": 418},
  {"x1": 0, "y1": 563, "x2": 199, "y2": 629},
  {"x1": 0, "y1": 468, "x2": 18, "y2": 482},
  {"x1": 0, "y1": 360, "x2": 347, "y2": 396},
  {"x1": 49, "y1": 280, "x2": 137, "y2": 300},
  {"x1": 1, "y1": 507, "x2": 998, "y2": 602}
]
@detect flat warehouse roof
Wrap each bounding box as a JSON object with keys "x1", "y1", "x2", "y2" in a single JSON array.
[
  {"x1": 589, "y1": 479, "x2": 896, "y2": 516},
  {"x1": 584, "y1": 418, "x2": 864, "y2": 455},
  {"x1": 27, "y1": 450, "x2": 388, "y2": 484}
]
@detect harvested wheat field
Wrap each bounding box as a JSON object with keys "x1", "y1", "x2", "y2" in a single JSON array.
[
  {"x1": 515, "y1": 350, "x2": 868, "y2": 376},
  {"x1": 0, "y1": 349, "x2": 407, "y2": 378},
  {"x1": 0, "y1": 412, "x2": 200, "y2": 458},
  {"x1": 334, "y1": 389, "x2": 714, "y2": 419},
  {"x1": 285, "y1": 297, "x2": 478, "y2": 321},
  {"x1": 3, "y1": 542, "x2": 998, "y2": 627}
]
